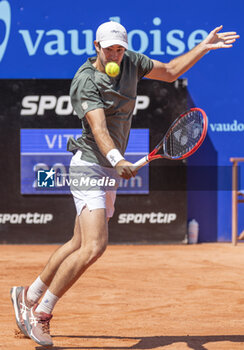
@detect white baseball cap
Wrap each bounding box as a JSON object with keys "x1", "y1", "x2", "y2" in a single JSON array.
[{"x1": 96, "y1": 21, "x2": 128, "y2": 49}]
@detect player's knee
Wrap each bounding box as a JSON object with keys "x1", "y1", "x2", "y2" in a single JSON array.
[
  {"x1": 83, "y1": 238, "x2": 108, "y2": 263},
  {"x1": 91, "y1": 239, "x2": 107, "y2": 260},
  {"x1": 70, "y1": 236, "x2": 81, "y2": 250}
]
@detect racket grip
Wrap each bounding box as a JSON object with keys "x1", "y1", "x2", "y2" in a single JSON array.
[{"x1": 133, "y1": 155, "x2": 149, "y2": 171}]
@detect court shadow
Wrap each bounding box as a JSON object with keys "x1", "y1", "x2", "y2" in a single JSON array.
[{"x1": 35, "y1": 334, "x2": 244, "y2": 350}]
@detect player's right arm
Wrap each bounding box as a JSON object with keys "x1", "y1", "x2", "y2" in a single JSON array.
[{"x1": 85, "y1": 108, "x2": 137, "y2": 179}]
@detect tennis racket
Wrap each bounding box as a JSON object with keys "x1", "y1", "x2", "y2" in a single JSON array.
[{"x1": 133, "y1": 107, "x2": 208, "y2": 170}]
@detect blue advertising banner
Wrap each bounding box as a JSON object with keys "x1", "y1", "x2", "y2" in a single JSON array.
[{"x1": 20, "y1": 129, "x2": 149, "y2": 194}]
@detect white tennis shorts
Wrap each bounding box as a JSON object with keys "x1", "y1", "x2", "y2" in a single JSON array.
[{"x1": 70, "y1": 150, "x2": 120, "y2": 218}]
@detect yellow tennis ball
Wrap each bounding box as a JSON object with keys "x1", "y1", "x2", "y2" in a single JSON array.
[{"x1": 105, "y1": 62, "x2": 120, "y2": 78}]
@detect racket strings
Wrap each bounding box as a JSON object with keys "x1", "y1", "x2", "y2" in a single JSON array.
[{"x1": 165, "y1": 110, "x2": 204, "y2": 158}]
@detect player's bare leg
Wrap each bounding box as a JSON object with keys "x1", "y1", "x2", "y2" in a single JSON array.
[
  {"x1": 23, "y1": 206, "x2": 108, "y2": 346},
  {"x1": 47, "y1": 206, "x2": 108, "y2": 297},
  {"x1": 39, "y1": 215, "x2": 82, "y2": 286},
  {"x1": 10, "y1": 215, "x2": 82, "y2": 340}
]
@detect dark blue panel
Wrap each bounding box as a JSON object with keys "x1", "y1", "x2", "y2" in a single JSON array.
[{"x1": 20, "y1": 129, "x2": 149, "y2": 194}]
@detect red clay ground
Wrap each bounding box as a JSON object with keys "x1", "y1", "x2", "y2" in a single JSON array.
[{"x1": 1, "y1": 243, "x2": 244, "y2": 350}]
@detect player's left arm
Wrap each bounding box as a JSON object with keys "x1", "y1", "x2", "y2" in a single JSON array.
[{"x1": 145, "y1": 25, "x2": 240, "y2": 83}]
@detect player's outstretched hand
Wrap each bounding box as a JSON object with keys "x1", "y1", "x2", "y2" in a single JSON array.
[
  {"x1": 115, "y1": 159, "x2": 138, "y2": 179},
  {"x1": 203, "y1": 25, "x2": 240, "y2": 50}
]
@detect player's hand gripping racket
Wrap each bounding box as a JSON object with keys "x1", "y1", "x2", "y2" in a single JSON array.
[{"x1": 133, "y1": 108, "x2": 208, "y2": 170}]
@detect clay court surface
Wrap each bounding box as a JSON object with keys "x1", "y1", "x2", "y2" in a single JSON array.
[{"x1": 1, "y1": 243, "x2": 244, "y2": 350}]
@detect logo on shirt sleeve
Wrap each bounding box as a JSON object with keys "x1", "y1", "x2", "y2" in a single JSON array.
[{"x1": 82, "y1": 102, "x2": 88, "y2": 111}]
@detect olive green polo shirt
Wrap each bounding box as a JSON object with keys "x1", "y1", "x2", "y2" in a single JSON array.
[{"x1": 67, "y1": 50, "x2": 153, "y2": 167}]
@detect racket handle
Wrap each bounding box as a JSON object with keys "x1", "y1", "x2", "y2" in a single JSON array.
[{"x1": 133, "y1": 155, "x2": 149, "y2": 171}]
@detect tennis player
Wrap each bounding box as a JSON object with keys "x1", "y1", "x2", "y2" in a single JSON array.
[{"x1": 10, "y1": 21, "x2": 239, "y2": 347}]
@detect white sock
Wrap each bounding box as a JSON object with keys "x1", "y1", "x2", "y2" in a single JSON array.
[
  {"x1": 27, "y1": 276, "x2": 48, "y2": 303},
  {"x1": 35, "y1": 289, "x2": 59, "y2": 314}
]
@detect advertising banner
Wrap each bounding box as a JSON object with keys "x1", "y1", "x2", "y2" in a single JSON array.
[{"x1": 0, "y1": 79, "x2": 187, "y2": 244}]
